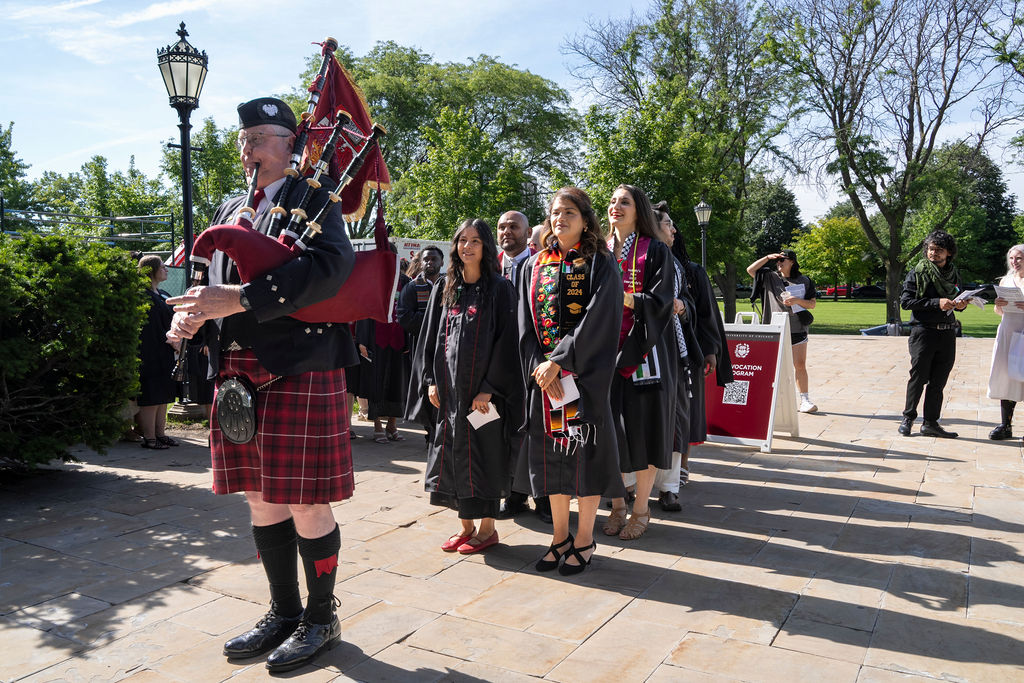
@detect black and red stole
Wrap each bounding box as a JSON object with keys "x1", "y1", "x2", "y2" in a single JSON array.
[{"x1": 529, "y1": 246, "x2": 592, "y2": 441}]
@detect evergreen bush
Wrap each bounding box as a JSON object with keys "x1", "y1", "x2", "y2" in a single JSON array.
[{"x1": 0, "y1": 234, "x2": 147, "y2": 467}]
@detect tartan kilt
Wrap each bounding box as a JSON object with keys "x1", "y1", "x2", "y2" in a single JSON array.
[{"x1": 210, "y1": 350, "x2": 354, "y2": 504}]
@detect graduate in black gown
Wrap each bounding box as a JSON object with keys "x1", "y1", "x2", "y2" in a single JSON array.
[
  {"x1": 519, "y1": 187, "x2": 625, "y2": 576},
  {"x1": 603, "y1": 185, "x2": 677, "y2": 541},
  {"x1": 409, "y1": 219, "x2": 520, "y2": 554}
]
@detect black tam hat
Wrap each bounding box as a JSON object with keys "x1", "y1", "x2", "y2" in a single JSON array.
[{"x1": 237, "y1": 97, "x2": 297, "y2": 132}]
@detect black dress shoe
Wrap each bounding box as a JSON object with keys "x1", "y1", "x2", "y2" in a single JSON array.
[
  {"x1": 223, "y1": 603, "x2": 301, "y2": 659},
  {"x1": 534, "y1": 496, "x2": 553, "y2": 524},
  {"x1": 498, "y1": 492, "x2": 529, "y2": 519},
  {"x1": 898, "y1": 418, "x2": 913, "y2": 436},
  {"x1": 658, "y1": 490, "x2": 681, "y2": 512},
  {"x1": 265, "y1": 615, "x2": 341, "y2": 672},
  {"x1": 989, "y1": 424, "x2": 1013, "y2": 440},
  {"x1": 921, "y1": 421, "x2": 958, "y2": 439}
]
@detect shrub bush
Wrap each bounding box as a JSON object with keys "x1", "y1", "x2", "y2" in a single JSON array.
[{"x1": 0, "y1": 234, "x2": 147, "y2": 467}]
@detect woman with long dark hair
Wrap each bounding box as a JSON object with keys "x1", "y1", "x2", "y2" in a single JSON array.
[
  {"x1": 602, "y1": 184, "x2": 677, "y2": 541},
  {"x1": 410, "y1": 219, "x2": 520, "y2": 554},
  {"x1": 519, "y1": 187, "x2": 625, "y2": 575}
]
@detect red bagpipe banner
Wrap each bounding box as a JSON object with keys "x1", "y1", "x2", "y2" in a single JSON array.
[{"x1": 303, "y1": 41, "x2": 390, "y2": 221}]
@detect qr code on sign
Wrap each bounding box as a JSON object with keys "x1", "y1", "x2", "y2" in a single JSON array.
[{"x1": 722, "y1": 380, "x2": 749, "y2": 406}]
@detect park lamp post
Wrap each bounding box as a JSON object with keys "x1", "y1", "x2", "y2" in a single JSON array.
[
  {"x1": 158, "y1": 22, "x2": 207, "y2": 412},
  {"x1": 157, "y1": 21, "x2": 207, "y2": 285},
  {"x1": 694, "y1": 197, "x2": 712, "y2": 269}
]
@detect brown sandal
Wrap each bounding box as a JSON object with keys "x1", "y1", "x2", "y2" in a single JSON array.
[
  {"x1": 603, "y1": 506, "x2": 628, "y2": 536},
  {"x1": 619, "y1": 510, "x2": 651, "y2": 540}
]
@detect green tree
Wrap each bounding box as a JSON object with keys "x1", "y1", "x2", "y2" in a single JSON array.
[
  {"x1": 31, "y1": 170, "x2": 83, "y2": 214},
  {"x1": 790, "y1": 216, "x2": 872, "y2": 300},
  {"x1": 769, "y1": 0, "x2": 1021, "y2": 321},
  {"x1": 567, "y1": 0, "x2": 801, "y2": 320},
  {"x1": 289, "y1": 42, "x2": 580, "y2": 236},
  {"x1": 0, "y1": 122, "x2": 32, "y2": 213},
  {"x1": 392, "y1": 107, "x2": 530, "y2": 239},
  {"x1": 160, "y1": 118, "x2": 244, "y2": 233},
  {"x1": 906, "y1": 143, "x2": 1017, "y2": 283},
  {"x1": 742, "y1": 175, "x2": 804, "y2": 256}
]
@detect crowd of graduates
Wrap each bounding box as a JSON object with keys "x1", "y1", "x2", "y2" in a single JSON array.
[{"x1": 351, "y1": 185, "x2": 733, "y2": 575}]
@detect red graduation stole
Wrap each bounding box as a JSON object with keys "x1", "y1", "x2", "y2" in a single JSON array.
[{"x1": 609, "y1": 234, "x2": 651, "y2": 377}]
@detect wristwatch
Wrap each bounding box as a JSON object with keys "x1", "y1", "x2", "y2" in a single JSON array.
[{"x1": 239, "y1": 288, "x2": 253, "y2": 311}]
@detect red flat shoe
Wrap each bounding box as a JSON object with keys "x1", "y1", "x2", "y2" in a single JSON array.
[
  {"x1": 441, "y1": 528, "x2": 475, "y2": 552},
  {"x1": 457, "y1": 530, "x2": 499, "y2": 554}
]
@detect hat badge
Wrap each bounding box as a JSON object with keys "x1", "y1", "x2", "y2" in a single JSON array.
[{"x1": 262, "y1": 103, "x2": 279, "y2": 117}]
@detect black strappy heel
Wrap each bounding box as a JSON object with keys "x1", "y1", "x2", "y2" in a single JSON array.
[
  {"x1": 535, "y1": 534, "x2": 574, "y2": 572},
  {"x1": 558, "y1": 540, "x2": 596, "y2": 576}
]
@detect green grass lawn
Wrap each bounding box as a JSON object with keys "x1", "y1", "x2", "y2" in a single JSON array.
[{"x1": 720, "y1": 298, "x2": 999, "y2": 337}]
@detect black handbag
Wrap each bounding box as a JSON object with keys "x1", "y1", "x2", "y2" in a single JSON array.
[{"x1": 796, "y1": 309, "x2": 814, "y2": 326}]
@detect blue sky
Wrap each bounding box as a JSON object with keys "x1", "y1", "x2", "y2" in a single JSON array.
[{"x1": 1, "y1": 0, "x2": 1021, "y2": 221}]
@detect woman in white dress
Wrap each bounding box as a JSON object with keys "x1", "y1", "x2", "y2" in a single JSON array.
[{"x1": 987, "y1": 244, "x2": 1024, "y2": 441}]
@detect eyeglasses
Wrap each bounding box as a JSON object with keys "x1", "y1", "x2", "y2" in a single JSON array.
[{"x1": 236, "y1": 132, "x2": 291, "y2": 151}]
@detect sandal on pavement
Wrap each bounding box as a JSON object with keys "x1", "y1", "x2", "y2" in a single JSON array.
[
  {"x1": 535, "y1": 534, "x2": 574, "y2": 572},
  {"x1": 141, "y1": 438, "x2": 169, "y2": 450},
  {"x1": 373, "y1": 431, "x2": 389, "y2": 444},
  {"x1": 156, "y1": 435, "x2": 179, "y2": 447},
  {"x1": 386, "y1": 430, "x2": 405, "y2": 442},
  {"x1": 679, "y1": 467, "x2": 690, "y2": 486},
  {"x1": 603, "y1": 506, "x2": 628, "y2": 536},
  {"x1": 441, "y1": 528, "x2": 476, "y2": 552},
  {"x1": 619, "y1": 510, "x2": 651, "y2": 540},
  {"x1": 558, "y1": 540, "x2": 596, "y2": 576}
]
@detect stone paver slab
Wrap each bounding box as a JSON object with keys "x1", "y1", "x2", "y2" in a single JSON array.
[
  {"x1": 452, "y1": 572, "x2": 632, "y2": 643},
  {"x1": 666, "y1": 632, "x2": 860, "y2": 682},
  {"x1": 404, "y1": 614, "x2": 574, "y2": 677}
]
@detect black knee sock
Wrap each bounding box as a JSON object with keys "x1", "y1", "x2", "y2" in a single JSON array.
[
  {"x1": 252, "y1": 519, "x2": 302, "y2": 618},
  {"x1": 1001, "y1": 400, "x2": 1016, "y2": 426},
  {"x1": 297, "y1": 524, "x2": 341, "y2": 624}
]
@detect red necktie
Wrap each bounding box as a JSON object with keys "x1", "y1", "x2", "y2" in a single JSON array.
[{"x1": 251, "y1": 188, "x2": 265, "y2": 212}]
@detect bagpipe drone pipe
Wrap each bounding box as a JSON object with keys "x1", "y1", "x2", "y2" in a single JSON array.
[
  {"x1": 186, "y1": 37, "x2": 396, "y2": 327},
  {"x1": 189, "y1": 118, "x2": 397, "y2": 325}
]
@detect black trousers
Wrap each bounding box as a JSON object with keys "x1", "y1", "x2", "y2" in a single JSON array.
[{"x1": 903, "y1": 326, "x2": 956, "y2": 422}]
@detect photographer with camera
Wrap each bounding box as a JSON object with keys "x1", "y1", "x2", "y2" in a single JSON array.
[{"x1": 747, "y1": 249, "x2": 818, "y2": 413}]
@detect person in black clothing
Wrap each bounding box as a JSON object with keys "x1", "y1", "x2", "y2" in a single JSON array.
[
  {"x1": 401, "y1": 246, "x2": 444, "y2": 444},
  {"x1": 136, "y1": 255, "x2": 179, "y2": 449},
  {"x1": 494, "y1": 210, "x2": 553, "y2": 524},
  {"x1": 899, "y1": 230, "x2": 968, "y2": 438}
]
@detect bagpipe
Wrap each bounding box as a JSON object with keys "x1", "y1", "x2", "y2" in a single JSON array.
[{"x1": 175, "y1": 37, "x2": 396, "y2": 380}]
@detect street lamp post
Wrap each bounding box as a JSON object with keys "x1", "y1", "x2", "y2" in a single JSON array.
[
  {"x1": 158, "y1": 22, "x2": 207, "y2": 411},
  {"x1": 157, "y1": 22, "x2": 208, "y2": 285},
  {"x1": 693, "y1": 198, "x2": 712, "y2": 270}
]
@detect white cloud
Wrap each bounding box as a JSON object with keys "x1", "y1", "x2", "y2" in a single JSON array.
[
  {"x1": 6, "y1": 0, "x2": 102, "y2": 22},
  {"x1": 109, "y1": 0, "x2": 219, "y2": 28}
]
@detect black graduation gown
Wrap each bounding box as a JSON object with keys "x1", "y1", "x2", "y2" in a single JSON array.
[
  {"x1": 412, "y1": 277, "x2": 520, "y2": 502},
  {"x1": 138, "y1": 288, "x2": 176, "y2": 407},
  {"x1": 683, "y1": 259, "x2": 732, "y2": 443},
  {"x1": 518, "y1": 249, "x2": 626, "y2": 499},
  {"x1": 612, "y1": 238, "x2": 677, "y2": 472},
  {"x1": 355, "y1": 274, "x2": 411, "y2": 419}
]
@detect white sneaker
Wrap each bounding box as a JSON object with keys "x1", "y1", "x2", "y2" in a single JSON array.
[{"x1": 799, "y1": 399, "x2": 818, "y2": 413}]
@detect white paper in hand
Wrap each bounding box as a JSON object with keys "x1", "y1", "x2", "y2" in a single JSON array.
[
  {"x1": 467, "y1": 403, "x2": 500, "y2": 430},
  {"x1": 547, "y1": 374, "x2": 580, "y2": 409}
]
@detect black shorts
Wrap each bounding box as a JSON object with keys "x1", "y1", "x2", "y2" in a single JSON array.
[{"x1": 791, "y1": 332, "x2": 808, "y2": 346}]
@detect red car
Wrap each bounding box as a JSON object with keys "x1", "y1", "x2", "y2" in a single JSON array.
[{"x1": 825, "y1": 285, "x2": 850, "y2": 296}]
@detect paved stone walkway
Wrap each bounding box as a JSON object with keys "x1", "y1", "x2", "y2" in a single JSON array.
[{"x1": 2, "y1": 336, "x2": 1022, "y2": 682}]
